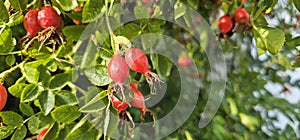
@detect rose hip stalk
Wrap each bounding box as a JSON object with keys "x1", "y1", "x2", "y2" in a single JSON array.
[
  {"x1": 125, "y1": 48, "x2": 163, "y2": 94},
  {"x1": 129, "y1": 83, "x2": 156, "y2": 124}
]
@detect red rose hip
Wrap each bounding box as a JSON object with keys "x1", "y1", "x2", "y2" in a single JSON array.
[
  {"x1": 234, "y1": 8, "x2": 250, "y2": 24},
  {"x1": 178, "y1": 55, "x2": 192, "y2": 67},
  {"x1": 218, "y1": 15, "x2": 234, "y2": 34},
  {"x1": 24, "y1": 10, "x2": 42, "y2": 37},
  {"x1": 129, "y1": 83, "x2": 146, "y2": 111},
  {"x1": 108, "y1": 54, "x2": 129, "y2": 83},
  {"x1": 0, "y1": 84, "x2": 7, "y2": 111},
  {"x1": 125, "y1": 48, "x2": 149, "y2": 74},
  {"x1": 37, "y1": 128, "x2": 48, "y2": 140},
  {"x1": 37, "y1": 6, "x2": 61, "y2": 28},
  {"x1": 111, "y1": 94, "x2": 129, "y2": 111}
]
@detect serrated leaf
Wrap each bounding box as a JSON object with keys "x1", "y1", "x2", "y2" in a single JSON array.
[
  {"x1": 39, "y1": 90, "x2": 55, "y2": 115},
  {"x1": 0, "y1": 111, "x2": 24, "y2": 127},
  {"x1": 8, "y1": 83, "x2": 28, "y2": 98},
  {"x1": 118, "y1": 23, "x2": 141, "y2": 39},
  {"x1": 82, "y1": 0, "x2": 105, "y2": 22},
  {"x1": 43, "y1": 122, "x2": 59, "y2": 140},
  {"x1": 56, "y1": 0, "x2": 78, "y2": 11},
  {"x1": 0, "y1": 0, "x2": 9, "y2": 22},
  {"x1": 11, "y1": 125, "x2": 27, "y2": 140},
  {"x1": 19, "y1": 102, "x2": 34, "y2": 116},
  {"x1": 239, "y1": 113, "x2": 259, "y2": 132},
  {"x1": 80, "y1": 91, "x2": 107, "y2": 112},
  {"x1": 62, "y1": 25, "x2": 86, "y2": 43},
  {"x1": 55, "y1": 90, "x2": 78, "y2": 106},
  {"x1": 253, "y1": 27, "x2": 285, "y2": 55},
  {"x1": 98, "y1": 46, "x2": 114, "y2": 60},
  {"x1": 21, "y1": 84, "x2": 39, "y2": 102},
  {"x1": 285, "y1": 36, "x2": 300, "y2": 48},
  {"x1": 84, "y1": 65, "x2": 112, "y2": 86},
  {"x1": 9, "y1": 0, "x2": 21, "y2": 10},
  {"x1": 65, "y1": 121, "x2": 100, "y2": 140},
  {"x1": 49, "y1": 72, "x2": 71, "y2": 90},
  {"x1": 27, "y1": 116, "x2": 39, "y2": 134},
  {"x1": 0, "y1": 28, "x2": 15, "y2": 53},
  {"x1": 0, "y1": 126, "x2": 14, "y2": 139},
  {"x1": 23, "y1": 61, "x2": 41, "y2": 83},
  {"x1": 294, "y1": 0, "x2": 300, "y2": 12},
  {"x1": 38, "y1": 113, "x2": 54, "y2": 124},
  {"x1": 51, "y1": 105, "x2": 81, "y2": 123},
  {"x1": 253, "y1": 14, "x2": 268, "y2": 27}
]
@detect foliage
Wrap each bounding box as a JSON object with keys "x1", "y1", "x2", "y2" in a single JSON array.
[{"x1": 0, "y1": 0, "x2": 299, "y2": 139}]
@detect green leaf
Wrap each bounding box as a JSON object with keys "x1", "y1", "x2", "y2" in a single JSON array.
[
  {"x1": 11, "y1": 125, "x2": 27, "y2": 140},
  {"x1": 55, "y1": 0, "x2": 78, "y2": 11},
  {"x1": 134, "y1": 5, "x2": 150, "y2": 19},
  {"x1": 174, "y1": 2, "x2": 186, "y2": 20},
  {"x1": 0, "y1": 126, "x2": 14, "y2": 139},
  {"x1": 103, "y1": 108, "x2": 119, "y2": 137},
  {"x1": 98, "y1": 46, "x2": 114, "y2": 61},
  {"x1": 38, "y1": 113, "x2": 54, "y2": 124},
  {"x1": 9, "y1": 0, "x2": 21, "y2": 10},
  {"x1": 0, "y1": 28, "x2": 15, "y2": 53},
  {"x1": 253, "y1": 27, "x2": 285, "y2": 55},
  {"x1": 82, "y1": 0, "x2": 105, "y2": 22},
  {"x1": 43, "y1": 122, "x2": 59, "y2": 140},
  {"x1": 5, "y1": 55, "x2": 15, "y2": 66},
  {"x1": 8, "y1": 83, "x2": 28, "y2": 98},
  {"x1": 84, "y1": 65, "x2": 112, "y2": 86},
  {"x1": 7, "y1": 12, "x2": 24, "y2": 27},
  {"x1": 239, "y1": 113, "x2": 259, "y2": 132},
  {"x1": 253, "y1": 6, "x2": 266, "y2": 20},
  {"x1": 51, "y1": 105, "x2": 81, "y2": 123},
  {"x1": 55, "y1": 90, "x2": 78, "y2": 106},
  {"x1": 65, "y1": 121, "x2": 100, "y2": 140},
  {"x1": 285, "y1": 36, "x2": 300, "y2": 48},
  {"x1": 0, "y1": 111, "x2": 24, "y2": 127},
  {"x1": 38, "y1": 66, "x2": 51, "y2": 87},
  {"x1": 21, "y1": 84, "x2": 39, "y2": 102},
  {"x1": 294, "y1": 0, "x2": 300, "y2": 12},
  {"x1": 49, "y1": 72, "x2": 71, "y2": 90},
  {"x1": 23, "y1": 61, "x2": 41, "y2": 83},
  {"x1": 62, "y1": 25, "x2": 86, "y2": 43},
  {"x1": 156, "y1": 54, "x2": 173, "y2": 80},
  {"x1": 0, "y1": 0, "x2": 9, "y2": 22},
  {"x1": 265, "y1": 0, "x2": 278, "y2": 14},
  {"x1": 27, "y1": 116, "x2": 39, "y2": 134},
  {"x1": 80, "y1": 91, "x2": 107, "y2": 112},
  {"x1": 117, "y1": 23, "x2": 141, "y2": 39},
  {"x1": 39, "y1": 90, "x2": 55, "y2": 115},
  {"x1": 19, "y1": 102, "x2": 34, "y2": 116}
]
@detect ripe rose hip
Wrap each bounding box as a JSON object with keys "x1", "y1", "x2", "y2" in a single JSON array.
[
  {"x1": 297, "y1": 15, "x2": 300, "y2": 21},
  {"x1": 0, "y1": 84, "x2": 7, "y2": 111},
  {"x1": 129, "y1": 83, "x2": 146, "y2": 112},
  {"x1": 125, "y1": 48, "x2": 149, "y2": 74},
  {"x1": 234, "y1": 8, "x2": 250, "y2": 24},
  {"x1": 37, "y1": 6, "x2": 61, "y2": 28},
  {"x1": 37, "y1": 128, "x2": 48, "y2": 140},
  {"x1": 108, "y1": 54, "x2": 129, "y2": 83},
  {"x1": 24, "y1": 10, "x2": 42, "y2": 37},
  {"x1": 178, "y1": 55, "x2": 192, "y2": 67},
  {"x1": 111, "y1": 94, "x2": 129, "y2": 111},
  {"x1": 218, "y1": 15, "x2": 234, "y2": 34}
]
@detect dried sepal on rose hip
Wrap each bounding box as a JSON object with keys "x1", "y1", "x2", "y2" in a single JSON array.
[{"x1": 125, "y1": 48, "x2": 163, "y2": 95}]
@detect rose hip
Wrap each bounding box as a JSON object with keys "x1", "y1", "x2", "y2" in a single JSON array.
[
  {"x1": 108, "y1": 54, "x2": 129, "y2": 83},
  {"x1": 24, "y1": 10, "x2": 42, "y2": 37},
  {"x1": 37, "y1": 6, "x2": 61, "y2": 29}
]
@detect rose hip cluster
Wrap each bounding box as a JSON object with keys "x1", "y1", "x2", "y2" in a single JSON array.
[
  {"x1": 108, "y1": 48, "x2": 161, "y2": 124},
  {"x1": 22, "y1": 6, "x2": 62, "y2": 52},
  {"x1": 218, "y1": 8, "x2": 250, "y2": 35},
  {"x1": 24, "y1": 6, "x2": 61, "y2": 37}
]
